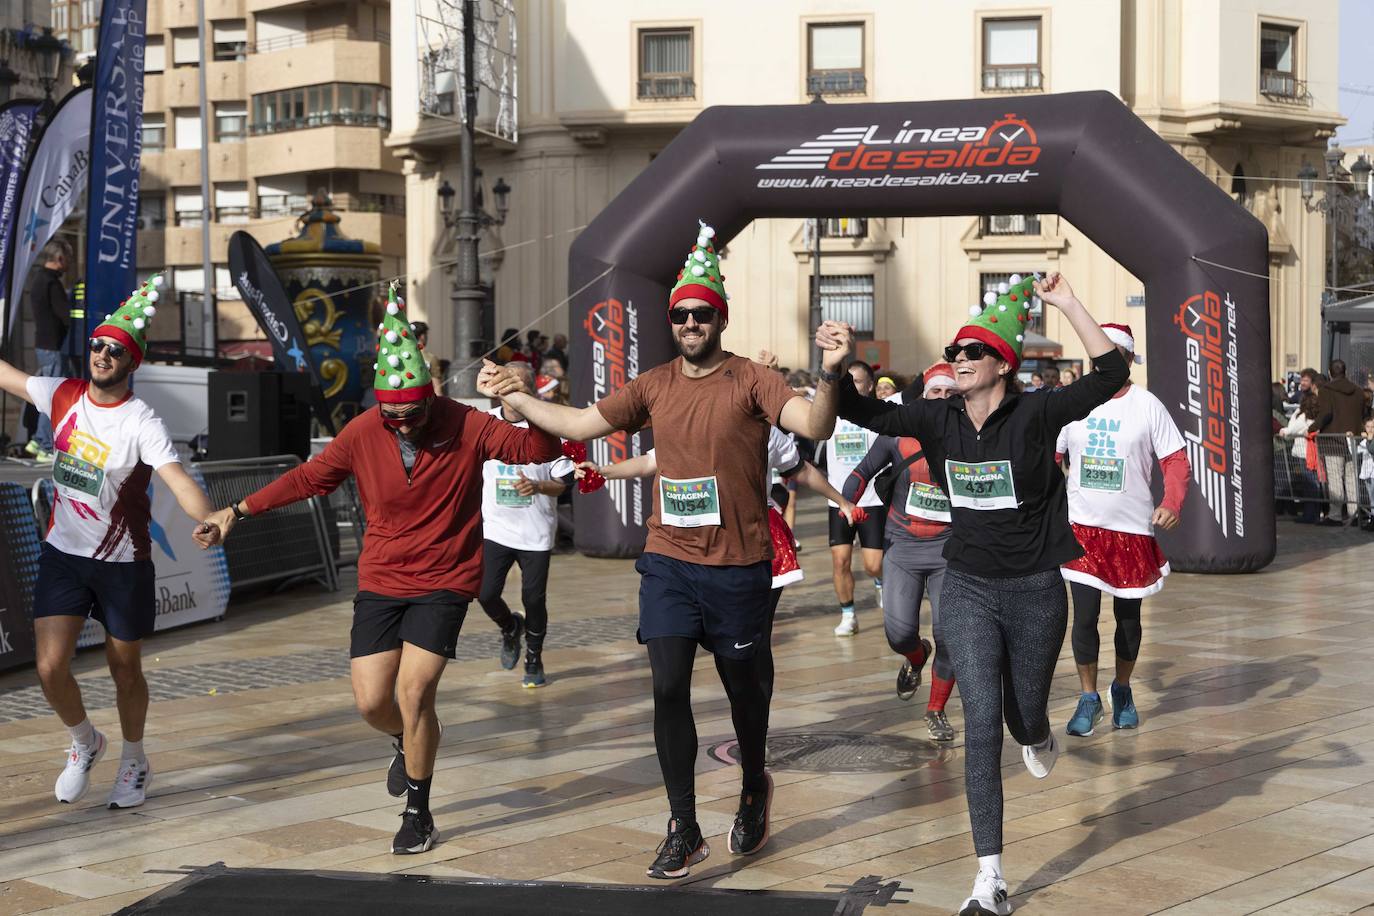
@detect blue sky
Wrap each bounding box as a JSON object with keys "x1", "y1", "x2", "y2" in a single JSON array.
[{"x1": 1337, "y1": 0, "x2": 1374, "y2": 146}]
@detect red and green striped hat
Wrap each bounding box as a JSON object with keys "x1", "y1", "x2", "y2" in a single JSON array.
[
  {"x1": 373, "y1": 283, "x2": 432, "y2": 403},
  {"x1": 669, "y1": 220, "x2": 729, "y2": 320}
]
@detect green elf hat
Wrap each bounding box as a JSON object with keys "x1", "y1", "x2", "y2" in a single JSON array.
[
  {"x1": 668, "y1": 219, "x2": 729, "y2": 320},
  {"x1": 373, "y1": 283, "x2": 432, "y2": 403},
  {"x1": 92, "y1": 272, "x2": 164, "y2": 367},
  {"x1": 952, "y1": 272, "x2": 1039, "y2": 369}
]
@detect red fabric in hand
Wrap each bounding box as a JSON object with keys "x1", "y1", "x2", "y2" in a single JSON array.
[
  {"x1": 562, "y1": 441, "x2": 606, "y2": 493},
  {"x1": 851, "y1": 507, "x2": 869, "y2": 524}
]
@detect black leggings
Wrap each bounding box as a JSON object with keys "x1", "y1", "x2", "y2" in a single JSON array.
[
  {"x1": 477, "y1": 540, "x2": 550, "y2": 652},
  {"x1": 648, "y1": 636, "x2": 770, "y2": 825},
  {"x1": 1069, "y1": 582, "x2": 1143, "y2": 667},
  {"x1": 757, "y1": 588, "x2": 783, "y2": 704}
]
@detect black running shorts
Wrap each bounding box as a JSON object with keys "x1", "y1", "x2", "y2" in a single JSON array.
[
  {"x1": 828, "y1": 505, "x2": 885, "y2": 549},
  {"x1": 351, "y1": 590, "x2": 469, "y2": 658},
  {"x1": 33, "y1": 543, "x2": 156, "y2": 642},
  {"x1": 634, "y1": 552, "x2": 771, "y2": 660}
]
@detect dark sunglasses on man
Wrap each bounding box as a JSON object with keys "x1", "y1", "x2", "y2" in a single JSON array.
[
  {"x1": 943, "y1": 341, "x2": 998, "y2": 363},
  {"x1": 89, "y1": 337, "x2": 129, "y2": 360},
  {"x1": 669, "y1": 306, "x2": 718, "y2": 326},
  {"x1": 379, "y1": 399, "x2": 430, "y2": 430}
]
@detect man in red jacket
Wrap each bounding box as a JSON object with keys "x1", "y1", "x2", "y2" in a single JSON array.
[{"x1": 198, "y1": 287, "x2": 560, "y2": 855}]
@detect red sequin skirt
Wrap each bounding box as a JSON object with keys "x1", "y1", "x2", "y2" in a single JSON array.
[
  {"x1": 769, "y1": 507, "x2": 803, "y2": 589},
  {"x1": 1061, "y1": 523, "x2": 1169, "y2": 598}
]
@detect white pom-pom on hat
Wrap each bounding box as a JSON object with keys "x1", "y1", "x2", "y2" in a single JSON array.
[
  {"x1": 403, "y1": 351, "x2": 412, "y2": 360},
  {"x1": 1016, "y1": 334, "x2": 1024, "y2": 342},
  {"x1": 697, "y1": 235, "x2": 709, "y2": 247},
  {"x1": 151, "y1": 275, "x2": 164, "y2": 288},
  {"x1": 387, "y1": 302, "x2": 399, "y2": 315},
  {"x1": 983, "y1": 291, "x2": 996, "y2": 306},
  {"x1": 143, "y1": 305, "x2": 156, "y2": 317},
  {"x1": 969, "y1": 305, "x2": 981, "y2": 316},
  {"x1": 147, "y1": 290, "x2": 159, "y2": 302},
  {"x1": 388, "y1": 374, "x2": 402, "y2": 388},
  {"x1": 1009, "y1": 273, "x2": 1022, "y2": 284},
  {"x1": 693, "y1": 250, "x2": 706, "y2": 263},
  {"x1": 997, "y1": 282, "x2": 1009, "y2": 294},
  {"x1": 133, "y1": 317, "x2": 145, "y2": 330},
  {"x1": 387, "y1": 355, "x2": 400, "y2": 368},
  {"x1": 691, "y1": 265, "x2": 705, "y2": 276},
  {"x1": 372, "y1": 362, "x2": 378, "y2": 370},
  {"x1": 385, "y1": 330, "x2": 399, "y2": 343},
  {"x1": 999, "y1": 305, "x2": 1007, "y2": 312}
]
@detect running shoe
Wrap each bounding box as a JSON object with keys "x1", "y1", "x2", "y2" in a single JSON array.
[
  {"x1": 55, "y1": 730, "x2": 107, "y2": 804},
  {"x1": 646, "y1": 818, "x2": 709, "y2": 879},
  {"x1": 1109, "y1": 681, "x2": 1139, "y2": 729},
  {"x1": 24, "y1": 439, "x2": 40, "y2": 457},
  {"x1": 1022, "y1": 731, "x2": 1059, "y2": 779},
  {"x1": 728, "y1": 772, "x2": 773, "y2": 855},
  {"x1": 107, "y1": 758, "x2": 151, "y2": 809},
  {"x1": 895, "y1": 639, "x2": 933, "y2": 701},
  {"x1": 874, "y1": 580, "x2": 883, "y2": 609},
  {"x1": 500, "y1": 614, "x2": 525, "y2": 670},
  {"x1": 386, "y1": 736, "x2": 407, "y2": 797},
  {"x1": 959, "y1": 868, "x2": 1012, "y2": 916},
  {"x1": 522, "y1": 651, "x2": 546, "y2": 689},
  {"x1": 925, "y1": 709, "x2": 957, "y2": 742},
  {"x1": 33, "y1": 450, "x2": 54, "y2": 464},
  {"x1": 1066, "y1": 692, "x2": 1104, "y2": 737},
  {"x1": 833, "y1": 613, "x2": 858, "y2": 637},
  {"x1": 392, "y1": 806, "x2": 438, "y2": 854}
]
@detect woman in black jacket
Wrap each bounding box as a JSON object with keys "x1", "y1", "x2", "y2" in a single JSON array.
[{"x1": 832, "y1": 272, "x2": 1128, "y2": 916}]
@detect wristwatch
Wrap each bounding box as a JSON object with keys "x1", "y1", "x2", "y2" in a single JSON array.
[
  {"x1": 819, "y1": 368, "x2": 843, "y2": 384},
  {"x1": 231, "y1": 502, "x2": 248, "y2": 522}
]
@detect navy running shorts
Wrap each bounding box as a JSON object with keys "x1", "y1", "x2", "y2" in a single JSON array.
[
  {"x1": 351, "y1": 590, "x2": 470, "y2": 658},
  {"x1": 828, "y1": 505, "x2": 885, "y2": 549},
  {"x1": 634, "y1": 552, "x2": 771, "y2": 660},
  {"x1": 33, "y1": 542, "x2": 156, "y2": 642}
]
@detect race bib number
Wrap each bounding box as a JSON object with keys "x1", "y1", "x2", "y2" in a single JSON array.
[
  {"x1": 904, "y1": 480, "x2": 951, "y2": 522},
  {"x1": 833, "y1": 430, "x2": 869, "y2": 462},
  {"x1": 53, "y1": 451, "x2": 104, "y2": 499},
  {"x1": 495, "y1": 477, "x2": 532, "y2": 508},
  {"x1": 1079, "y1": 456, "x2": 1125, "y2": 492},
  {"x1": 945, "y1": 459, "x2": 1018, "y2": 511},
  {"x1": 659, "y1": 475, "x2": 722, "y2": 528}
]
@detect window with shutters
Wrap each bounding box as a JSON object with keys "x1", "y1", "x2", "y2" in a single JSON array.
[
  {"x1": 214, "y1": 102, "x2": 247, "y2": 142},
  {"x1": 1259, "y1": 23, "x2": 1308, "y2": 103},
  {"x1": 982, "y1": 18, "x2": 1042, "y2": 92},
  {"x1": 249, "y1": 84, "x2": 391, "y2": 135},
  {"x1": 141, "y1": 113, "x2": 166, "y2": 152},
  {"x1": 638, "y1": 28, "x2": 694, "y2": 100},
  {"x1": 212, "y1": 20, "x2": 247, "y2": 62},
  {"x1": 171, "y1": 28, "x2": 200, "y2": 67},
  {"x1": 214, "y1": 183, "x2": 250, "y2": 223},
  {"x1": 173, "y1": 188, "x2": 204, "y2": 227},
  {"x1": 819, "y1": 274, "x2": 875, "y2": 338},
  {"x1": 807, "y1": 22, "x2": 866, "y2": 96},
  {"x1": 137, "y1": 194, "x2": 166, "y2": 231},
  {"x1": 145, "y1": 36, "x2": 165, "y2": 73},
  {"x1": 173, "y1": 109, "x2": 202, "y2": 150}
]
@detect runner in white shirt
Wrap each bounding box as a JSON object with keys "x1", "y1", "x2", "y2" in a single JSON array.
[
  {"x1": 1055, "y1": 324, "x2": 1190, "y2": 737},
  {"x1": 0, "y1": 274, "x2": 218, "y2": 810},
  {"x1": 818, "y1": 361, "x2": 885, "y2": 637},
  {"x1": 478, "y1": 362, "x2": 577, "y2": 688}
]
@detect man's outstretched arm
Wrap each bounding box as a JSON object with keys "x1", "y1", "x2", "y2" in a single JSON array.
[
  {"x1": 479, "y1": 359, "x2": 620, "y2": 441},
  {"x1": 778, "y1": 320, "x2": 854, "y2": 441}
]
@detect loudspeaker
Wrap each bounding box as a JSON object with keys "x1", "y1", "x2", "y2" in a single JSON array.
[{"x1": 208, "y1": 371, "x2": 314, "y2": 460}]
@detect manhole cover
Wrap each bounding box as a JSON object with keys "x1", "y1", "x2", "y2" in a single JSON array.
[{"x1": 708, "y1": 731, "x2": 948, "y2": 773}]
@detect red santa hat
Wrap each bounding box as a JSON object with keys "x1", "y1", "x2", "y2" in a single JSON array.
[
  {"x1": 923, "y1": 362, "x2": 956, "y2": 390},
  {"x1": 1101, "y1": 323, "x2": 1145, "y2": 363}
]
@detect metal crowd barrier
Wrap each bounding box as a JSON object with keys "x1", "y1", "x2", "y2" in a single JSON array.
[
  {"x1": 196, "y1": 455, "x2": 339, "y2": 591},
  {"x1": 1272, "y1": 432, "x2": 1374, "y2": 513}
]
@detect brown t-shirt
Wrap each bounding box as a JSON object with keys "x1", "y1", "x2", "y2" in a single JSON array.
[{"x1": 596, "y1": 353, "x2": 800, "y2": 566}]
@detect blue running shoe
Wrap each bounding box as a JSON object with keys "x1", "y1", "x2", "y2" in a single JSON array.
[
  {"x1": 1110, "y1": 681, "x2": 1139, "y2": 729},
  {"x1": 1066, "y1": 693, "x2": 1103, "y2": 737}
]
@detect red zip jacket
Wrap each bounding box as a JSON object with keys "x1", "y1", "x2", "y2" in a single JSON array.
[{"x1": 244, "y1": 399, "x2": 561, "y2": 598}]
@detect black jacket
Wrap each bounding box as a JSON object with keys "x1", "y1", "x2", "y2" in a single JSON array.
[
  {"x1": 26, "y1": 266, "x2": 69, "y2": 350},
  {"x1": 836, "y1": 348, "x2": 1130, "y2": 577},
  {"x1": 1315, "y1": 377, "x2": 1364, "y2": 436}
]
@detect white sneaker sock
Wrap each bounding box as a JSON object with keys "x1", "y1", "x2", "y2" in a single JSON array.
[
  {"x1": 978, "y1": 853, "x2": 1003, "y2": 878},
  {"x1": 67, "y1": 718, "x2": 96, "y2": 747},
  {"x1": 122, "y1": 739, "x2": 145, "y2": 763}
]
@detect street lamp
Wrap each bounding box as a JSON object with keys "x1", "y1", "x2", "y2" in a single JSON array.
[{"x1": 27, "y1": 27, "x2": 63, "y2": 106}]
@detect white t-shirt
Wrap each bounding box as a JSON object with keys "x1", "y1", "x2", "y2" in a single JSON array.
[
  {"x1": 1056, "y1": 385, "x2": 1187, "y2": 536},
  {"x1": 821, "y1": 419, "x2": 883, "y2": 508},
  {"x1": 480, "y1": 406, "x2": 576, "y2": 551},
  {"x1": 28, "y1": 377, "x2": 180, "y2": 562}
]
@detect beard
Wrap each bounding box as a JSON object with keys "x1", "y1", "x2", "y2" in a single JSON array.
[
  {"x1": 90, "y1": 361, "x2": 133, "y2": 390},
  {"x1": 673, "y1": 327, "x2": 721, "y2": 364}
]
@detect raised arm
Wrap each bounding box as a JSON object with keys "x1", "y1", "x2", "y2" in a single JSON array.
[
  {"x1": 0, "y1": 357, "x2": 33, "y2": 402},
  {"x1": 777, "y1": 320, "x2": 853, "y2": 441},
  {"x1": 480, "y1": 359, "x2": 617, "y2": 441},
  {"x1": 792, "y1": 460, "x2": 855, "y2": 520},
  {"x1": 578, "y1": 451, "x2": 659, "y2": 482},
  {"x1": 157, "y1": 462, "x2": 214, "y2": 523},
  {"x1": 1033, "y1": 273, "x2": 1129, "y2": 429}
]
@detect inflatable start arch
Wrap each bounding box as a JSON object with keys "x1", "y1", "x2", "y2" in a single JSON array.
[{"x1": 568, "y1": 91, "x2": 1274, "y2": 574}]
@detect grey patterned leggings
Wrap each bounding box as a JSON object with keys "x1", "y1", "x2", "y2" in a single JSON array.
[{"x1": 941, "y1": 568, "x2": 1068, "y2": 856}]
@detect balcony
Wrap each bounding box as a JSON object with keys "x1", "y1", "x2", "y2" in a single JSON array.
[
  {"x1": 246, "y1": 33, "x2": 389, "y2": 95},
  {"x1": 820, "y1": 218, "x2": 868, "y2": 238},
  {"x1": 982, "y1": 65, "x2": 1043, "y2": 92},
  {"x1": 807, "y1": 69, "x2": 866, "y2": 96},
  {"x1": 248, "y1": 111, "x2": 389, "y2": 137},
  {"x1": 637, "y1": 76, "x2": 696, "y2": 101},
  {"x1": 249, "y1": 26, "x2": 390, "y2": 54},
  {"x1": 1259, "y1": 69, "x2": 1312, "y2": 105},
  {"x1": 246, "y1": 126, "x2": 399, "y2": 176},
  {"x1": 981, "y1": 214, "x2": 1041, "y2": 236}
]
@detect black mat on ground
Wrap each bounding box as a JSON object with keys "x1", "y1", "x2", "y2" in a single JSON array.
[{"x1": 116, "y1": 865, "x2": 884, "y2": 915}]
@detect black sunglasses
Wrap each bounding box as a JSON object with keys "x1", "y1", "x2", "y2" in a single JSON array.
[
  {"x1": 944, "y1": 342, "x2": 998, "y2": 363},
  {"x1": 89, "y1": 338, "x2": 129, "y2": 360},
  {"x1": 380, "y1": 401, "x2": 430, "y2": 429},
  {"x1": 669, "y1": 306, "x2": 718, "y2": 326}
]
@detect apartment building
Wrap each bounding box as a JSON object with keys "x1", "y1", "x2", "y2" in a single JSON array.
[
  {"x1": 53, "y1": 0, "x2": 403, "y2": 355},
  {"x1": 388, "y1": 0, "x2": 1342, "y2": 379}
]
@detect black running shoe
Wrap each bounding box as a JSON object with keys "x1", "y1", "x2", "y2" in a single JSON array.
[
  {"x1": 392, "y1": 807, "x2": 438, "y2": 854},
  {"x1": 386, "y1": 737, "x2": 406, "y2": 797},
  {"x1": 500, "y1": 615, "x2": 525, "y2": 670},
  {"x1": 728, "y1": 771, "x2": 773, "y2": 855},
  {"x1": 522, "y1": 651, "x2": 546, "y2": 689},
  {"x1": 645, "y1": 818, "x2": 709, "y2": 879},
  {"x1": 925, "y1": 709, "x2": 957, "y2": 742},
  {"x1": 896, "y1": 638, "x2": 932, "y2": 701}
]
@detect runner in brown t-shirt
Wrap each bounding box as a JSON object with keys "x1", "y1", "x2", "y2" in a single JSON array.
[{"x1": 479, "y1": 220, "x2": 855, "y2": 879}]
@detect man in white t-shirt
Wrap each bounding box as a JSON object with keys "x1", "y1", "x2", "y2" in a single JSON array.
[
  {"x1": 0, "y1": 274, "x2": 218, "y2": 810},
  {"x1": 818, "y1": 360, "x2": 885, "y2": 636},
  {"x1": 479, "y1": 363, "x2": 576, "y2": 688}
]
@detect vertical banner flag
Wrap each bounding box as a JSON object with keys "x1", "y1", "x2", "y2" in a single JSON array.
[
  {"x1": 0, "y1": 100, "x2": 41, "y2": 343},
  {"x1": 84, "y1": 0, "x2": 148, "y2": 351},
  {"x1": 228, "y1": 230, "x2": 337, "y2": 435},
  {"x1": 4, "y1": 88, "x2": 91, "y2": 341}
]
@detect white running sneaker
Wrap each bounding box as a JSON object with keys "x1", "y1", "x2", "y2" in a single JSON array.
[
  {"x1": 959, "y1": 868, "x2": 1012, "y2": 915},
  {"x1": 55, "y1": 730, "x2": 107, "y2": 803},
  {"x1": 107, "y1": 758, "x2": 152, "y2": 809},
  {"x1": 875, "y1": 582, "x2": 883, "y2": 609},
  {"x1": 1022, "y1": 731, "x2": 1059, "y2": 779},
  {"x1": 833, "y1": 613, "x2": 858, "y2": 637}
]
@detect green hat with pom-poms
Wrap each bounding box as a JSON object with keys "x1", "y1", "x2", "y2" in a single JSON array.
[
  {"x1": 92, "y1": 272, "x2": 164, "y2": 367},
  {"x1": 373, "y1": 283, "x2": 431, "y2": 403},
  {"x1": 952, "y1": 272, "x2": 1038, "y2": 369},
  {"x1": 669, "y1": 219, "x2": 729, "y2": 320}
]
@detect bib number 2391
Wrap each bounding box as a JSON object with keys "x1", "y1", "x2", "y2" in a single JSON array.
[
  {"x1": 945, "y1": 459, "x2": 1017, "y2": 511},
  {"x1": 1079, "y1": 456, "x2": 1125, "y2": 492},
  {"x1": 659, "y1": 475, "x2": 722, "y2": 528}
]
